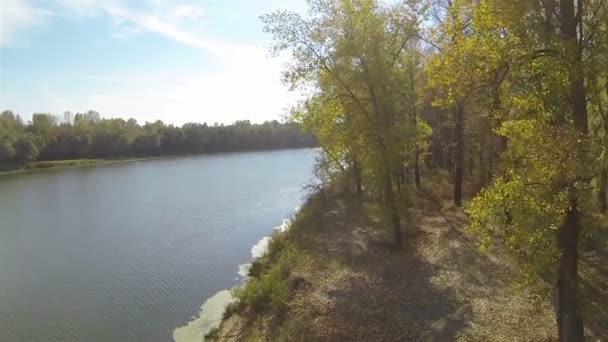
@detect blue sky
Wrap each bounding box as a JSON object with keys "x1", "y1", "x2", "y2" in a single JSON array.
[{"x1": 0, "y1": 0, "x2": 307, "y2": 125}]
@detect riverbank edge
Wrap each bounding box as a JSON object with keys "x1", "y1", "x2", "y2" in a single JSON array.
[
  {"x1": 0, "y1": 147, "x2": 319, "y2": 177},
  {"x1": 205, "y1": 176, "x2": 567, "y2": 341},
  {"x1": 0, "y1": 158, "x2": 157, "y2": 176},
  {"x1": 205, "y1": 189, "x2": 329, "y2": 341},
  {"x1": 206, "y1": 177, "x2": 608, "y2": 341}
]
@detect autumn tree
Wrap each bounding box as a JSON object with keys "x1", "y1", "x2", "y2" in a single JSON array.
[
  {"x1": 425, "y1": 0, "x2": 608, "y2": 340},
  {"x1": 263, "y1": 0, "x2": 430, "y2": 247}
]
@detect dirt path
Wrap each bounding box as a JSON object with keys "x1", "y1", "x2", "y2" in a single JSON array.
[
  {"x1": 278, "y1": 195, "x2": 555, "y2": 341},
  {"x1": 217, "y1": 193, "x2": 607, "y2": 341}
]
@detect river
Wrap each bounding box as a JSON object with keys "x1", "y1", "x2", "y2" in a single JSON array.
[{"x1": 0, "y1": 149, "x2": 315, "y2": 342}]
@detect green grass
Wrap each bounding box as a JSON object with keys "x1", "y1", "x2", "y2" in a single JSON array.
[
  {"x1": 0, "y1": 158, "x2": 153, "y2": 176},
  {"x1": 231, "y1": 193, "x2": 323, "y2": 318},
  {"x1": 206, "y1": 193, "x2": 325, "y2": 341},
  {"x1": 233, "y1": 245, "x2": 297, "y2": 314}
]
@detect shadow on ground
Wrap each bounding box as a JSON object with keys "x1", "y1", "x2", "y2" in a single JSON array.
[
  {"x1": 580, "y1": 237, "x2": 608, "y2": 340},
  {"x1": 286, "y1": 193, "x2": 555, "y2": 341}
]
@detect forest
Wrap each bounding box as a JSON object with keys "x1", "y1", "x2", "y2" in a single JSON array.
[
  {"x1": 255, "y1": 0, "x2": 608, "y2": 340},
  {"x1": 0, "y1": 110, "x2": 316, "y2": 167}
]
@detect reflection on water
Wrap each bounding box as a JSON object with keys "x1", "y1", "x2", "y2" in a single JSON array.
[{"x1": 173, "y1": 207, "x2": 300, "y2": 341}]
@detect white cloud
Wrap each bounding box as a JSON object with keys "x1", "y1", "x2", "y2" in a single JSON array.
[
  {"x1": 0, "y1": 0, "x2": 54, "y2": 46},
  {"x1": 3, "y1": 0, "x2": 306, "y2": 124},
  {"x1": 51, "y1": 0, "x2": 104, "y2": 17},
  {"x1": 55, "y1": 46, "x2": 299, "y2": 125},
  {"x1": 168, "y1": 5, "x2": 205, "y2": 21},
  {"x1": 46, "y1": 1, "x2": 239, "y2": 59}
]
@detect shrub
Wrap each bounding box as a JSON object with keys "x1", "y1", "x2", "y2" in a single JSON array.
[{"x1": 233, "y1": 246, "x2": 297, "y2": 314}]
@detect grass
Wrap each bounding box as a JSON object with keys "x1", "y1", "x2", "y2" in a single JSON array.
[
  {"x1": 0, "y1": 158, "x2": 153, "y2": 176},
  {"x1": 233, "y1": 246, "x2": 296, "y2": 314},
  {"x1": 232, "y1": 204, "x2": 310, "y2": 315},
  {"x1": 203, "y1": 327, "x2": 220, "y2": 340},
  {"x1": 204, "y1": 193, "x2": 327, "y2": 341},
  {"x1": 208, "y1": 193, "x2": 325, "y2": 342}
]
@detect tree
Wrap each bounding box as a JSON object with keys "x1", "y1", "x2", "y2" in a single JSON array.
[
  {"x1": 14, "y1": 135, "x2": 40, "y2": 163},
  {"x1": 263, "y1": 0, "x2": 424, "y2": 247},
  {"x1": 0, "y1": 138, "x2": 15, "y2": 163},
  {"x1": 132, "y1": 133, "x2": 161, "y2": 156},
  {"x1": 426, "y1": 0, "x2": 608, "y2": 339},
  {"x1": 0, "y1": 109, "x2": 316, "y2": 165},
  {"x1": 0, "y1": 111, "x2": 23, "y2": 164}
]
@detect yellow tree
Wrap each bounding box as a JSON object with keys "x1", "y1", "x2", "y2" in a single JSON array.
[
  {"x1": 262, "y1": 0, "x2": 420, "y2": 246},
  {"x1": 428, "y1": 0, "x2": 606, "y2": 339}
]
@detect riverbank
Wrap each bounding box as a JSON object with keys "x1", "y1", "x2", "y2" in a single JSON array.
[
  {"x1": 0, "y1": 147, "x2": 319, "y2": 177},
  {"x1": 0, "y1": 158, "x2": 158, "y2": 176},
  {"x1": 208, "y1": 177, "x2": 608, "y2": 341}
]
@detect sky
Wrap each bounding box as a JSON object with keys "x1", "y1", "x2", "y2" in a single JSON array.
[{"x1": 0, "y1": 0, "x2": 307, "y2": 125}]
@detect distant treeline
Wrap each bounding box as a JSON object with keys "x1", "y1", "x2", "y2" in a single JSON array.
[{"x1": 0, "y1": 110, "x2": 316, "y2": 165}]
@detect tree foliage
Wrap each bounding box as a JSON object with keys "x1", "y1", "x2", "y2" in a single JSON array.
[
  {"x1": 264, "y1": 0, "x2": 607, "y2": 339},
  {"x1": 0, "y1": 110, "x2": 316, "y2": 166},
  {"x1": 263, "y1": 0, "x2": 433, "y2": 246}
]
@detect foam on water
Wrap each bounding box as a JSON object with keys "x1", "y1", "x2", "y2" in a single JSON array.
[
  {"x1": 172, "y1": 290, "x2": 235, "y2": 342},
  {"x1": 237, "y1": 263, "x2": 252, "y2": 278},
  {"x1": 173, "y1": 207, "x2": 301, "y2": 341},
  {"x1": 250, "y1": 236, "x2": 271, "y2": 259}
]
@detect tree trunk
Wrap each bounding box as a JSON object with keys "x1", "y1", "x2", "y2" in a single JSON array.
[
  {"x1": 488, "y1": 152, "x2": 494, "y2": 184},
  {"x1": 414, "y1": 146, "x2": 421, "y2": 189},
  {"x1": 601, "y1": 107, "x2": 608, "y2": 212},
  {"x1": 554, "y1": 0, "x2": 587, "y2": 340},
  {"x1": 602, "y1": 95, "x2": 608, "y2": 212},
  {"x1": 395, "y1": 171, "x2": 402, "y2": 192},
  {"x1": 447, "y1": 118, "x2": 454, "y2": 174},
  {"x1": 454, "y1": 102, "x2": 464, "y2": 207},
  {"x1": 384, "y1": 170, "x2": 402, "y2": 248},
  {"x1": 479, "y1": 144, "x2": 486, "y2": 186},
  {"x1": 353, "y1": 158, "x2": 363, "y2": 196},
  {"x1": 432, "y1": 137, "x2": 443, "y2": 170},
  {"x1": 556, "y1": 201, "x2": 584, "y2": 342},
  {"x1": 467, "y1": 149, "x2": 474, "y2": 179},
  {"x1": 410, "y1": 58, "x2": 421, "y2": 190},
  {"x1": 600, "y1": 169, "x2": 607, "y2": 212}
]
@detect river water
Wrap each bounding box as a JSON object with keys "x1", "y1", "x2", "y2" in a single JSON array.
[{"x1": 0, "y1": 149, "x2": 315, "y2": 341}]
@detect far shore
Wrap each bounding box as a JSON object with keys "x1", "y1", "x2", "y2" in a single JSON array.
[
  {"x1": 0, "y1": 147, "x2": 318, "y2": 177},
  {"x1": 0, "y1": 158, "x2": 156, "y2": 176}
]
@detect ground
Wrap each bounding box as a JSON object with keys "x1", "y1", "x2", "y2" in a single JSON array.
[{"x1": 214, "y1": 188, "x2": 608, "y2": 341}]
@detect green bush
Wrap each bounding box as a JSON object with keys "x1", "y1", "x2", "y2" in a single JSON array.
[
  {"x1": 232, "y1": 195, "x2": 323, "y2": 316},
  {"x1": 233, "y1": 246, "x2": 297, "y2": 314},
  {"x1": 222, "y1": 301, "x2": 239, "y2": 321}
]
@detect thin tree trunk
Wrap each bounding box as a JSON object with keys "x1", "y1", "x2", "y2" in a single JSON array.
[
  {"x1": 555, "y1": 0, "x2": 587, "y2": 340},
  {"x1": 414, "y1": 147, "x2": 421, "y2": 189},
  {"x1": 468, "y1": 149, "x2": 476, "y2": 192},
  {"x1": 600, "y1": 168, "x2": 608, "y2": 213},
  {"x1": 488, "y1": 152, "x2": 494, "y2": 184},
  {"x1": 454, "y1": 102, "x2": 464, "y2": 207},
  {"x1": 602, "y1": 84, "x2": 608, "y2": 212},
  {"x1": 395, "y1": 171, "x2": 402, "y2": 192},
  {"x1": 432, "y1": 137, "x2": 442, "y2": 169},
  {"x1": 410, "y1": 58, "x2": 422, "y2": 190},
  {"x1": 601, "y1": 99, "x2": 608, "y2": 212},
  {"x1": 556, "y1": 201, "x2": 584, "y2": 342},
  {"x1": 366, "y1": 77, "x2": 402, "y2": 248},
  {"x1": 353, "y1": 157, "x2": 362, "y2": 196},
  {"x1": 385, "y1": 170, "x2": 402, "y2": 248},
  {"x1": 447, "y1": 144, "x2": 453, "y2": 173},
  {"x1": 479, "y1": 143, "x2": 486, "y2": 186},
  {"x1": 322, "y1": 147, "x2": 345, "y2": 172}
]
